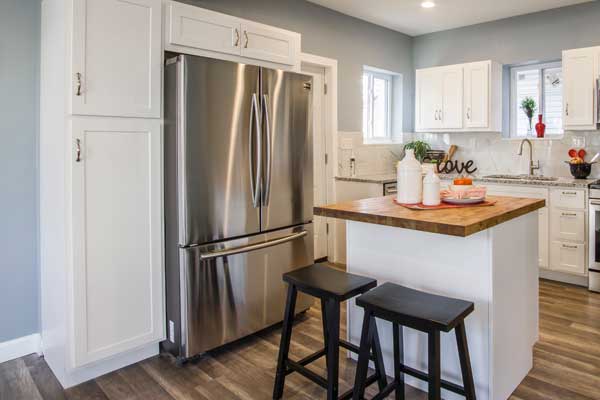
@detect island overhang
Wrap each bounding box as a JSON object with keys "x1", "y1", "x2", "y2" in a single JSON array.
[{"x1": 314, "y1": 195, "x2": 545, "y2": 237}]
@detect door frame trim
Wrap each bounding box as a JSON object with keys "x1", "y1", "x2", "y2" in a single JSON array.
[{"x1": 301, "y1": 53, "x2": 338, "y2": 262}]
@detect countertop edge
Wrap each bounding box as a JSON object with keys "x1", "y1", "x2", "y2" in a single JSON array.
[{"x1": 314, "y1": 197, "x2": 546, "y2": 237}]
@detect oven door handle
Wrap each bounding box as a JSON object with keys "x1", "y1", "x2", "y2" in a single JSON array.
[{"x1": 591, "y1": 201, "x2": 600, "y2": 207}]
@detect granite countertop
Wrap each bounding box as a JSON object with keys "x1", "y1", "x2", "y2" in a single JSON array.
[
  {"x1": 314, "y1": 195, "x2": 546, "y2": 237},
  {"x1": 335, "y1": 174, "x2": 596, "y2": 188}
]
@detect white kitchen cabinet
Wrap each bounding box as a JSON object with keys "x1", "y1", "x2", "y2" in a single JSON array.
[
  {"x1": 164, "y1": 1, "x2": 301, "y2": 69},
  {"x1": 550, "y1": 209, "x2": 585, "y2": 242},
  {"x1": 464, "y1": 61, "x2": 490, "y2": 128},
  {"x1": 563, "y1": 47, "x2": 597, "y2": 130},
  {"x1": 415, "y1": 60, "x2": 502, "y2": 132},
  {"x1": 240, "y1": 21, "x2": 298, "y2": 65},
  {"x1": 550, "y1": 241, "x2": 586, "y2": 275},
  {"x1": 70, "y1": 117, "x2": 164, "y2": 368},
  {"x1": 71, "y1": 0, "x2": 162, "y2": 118},
  {"x1": 440, "y1": 66, "x2": 463, "y2": 129},
  {"x1": 416, "y1": 68, "x2": 442, "y2": 130},
  {"x1": 166, "y1": 1, "x2": 241, "y2": 56},
  {"x1": 41, "y1": 0, "x2": 165, "y2": 387}
]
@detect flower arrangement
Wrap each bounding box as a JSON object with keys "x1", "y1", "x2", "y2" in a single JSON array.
[
  {"x1": 403, "y1": 140, "x2": 431, "y2": 163},
  {"x1": 520, "y1": 97, "x2": 537, "y2": 133}
]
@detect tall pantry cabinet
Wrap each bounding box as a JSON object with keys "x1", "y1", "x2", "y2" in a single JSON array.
[{"x1": 40, "y1": 0, "x2": 164, "y2": 387}]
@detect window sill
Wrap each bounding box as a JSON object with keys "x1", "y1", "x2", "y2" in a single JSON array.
[{"x1": 502, "y1": 135, "x2": 564, "y2": 141}]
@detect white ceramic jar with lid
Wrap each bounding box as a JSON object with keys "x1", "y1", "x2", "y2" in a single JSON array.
[
  {"x1": 423, "y1": 168, "x2": 441, "y2": 206},
  {"x1": 397, "y1": 149, "x2": 422, "y2": 204}
]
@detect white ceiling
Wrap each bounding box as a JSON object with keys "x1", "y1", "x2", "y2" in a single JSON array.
[{"x1": 306, "y1": 0, "x2": 594, "y2": 36}]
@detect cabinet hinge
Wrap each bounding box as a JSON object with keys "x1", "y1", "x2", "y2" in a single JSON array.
[{"x1": 324, "y1": 83, "x2": 328, "y2": 95}]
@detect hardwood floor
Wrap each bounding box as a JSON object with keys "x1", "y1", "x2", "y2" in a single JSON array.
[{"x1": 2, "y1": 279, "x2": 600, "y2": 399}]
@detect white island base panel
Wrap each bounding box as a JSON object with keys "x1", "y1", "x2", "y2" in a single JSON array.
[{"x1": 346, "y1": 213, "x2": 539, "y2": 400}]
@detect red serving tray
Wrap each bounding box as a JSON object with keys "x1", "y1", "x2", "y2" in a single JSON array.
[{"x1": 394, "y1": 198, "x2": 497, "y2": 210}]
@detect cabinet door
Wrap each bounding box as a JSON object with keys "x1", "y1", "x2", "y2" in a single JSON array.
[
  {"x1": 464, "y1": 62, "x2": 489, "y2": 128},
  {"x1": 240, "y1": 21, "x2": 298, "y2": 65},
  {"x1": 440, "y1": 66, "x2": 463, "y2": 129},
  {"x1": 563, "y1": 49, "x2": 595, "y2": 128},
  {"x1": 71, "y1": 0, "x2": 161, "y2": 118},
  {"x1": 550, "y1": 209, "x2": 585, "y2": 242},
  {"x1": 416, "y1": 69, "x2": 441, "y2": 130},
  {"x1": 71, "y1": 118, "x2": 164, "y2": 367},
  {"x1": 550, "y1": 241, "x2": 586, "y2": 275},
  {"x1": 167, "y1": 1, "x2": 241, "y2": 56}
]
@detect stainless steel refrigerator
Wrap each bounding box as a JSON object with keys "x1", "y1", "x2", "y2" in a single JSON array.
[{"x1": 163, "y1": 54, "x2": 314, "y2": 361}]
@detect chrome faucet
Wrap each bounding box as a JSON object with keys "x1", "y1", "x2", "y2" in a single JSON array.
[{"x1": 517, "y1": 138, "x2": 540, "y2": 176}]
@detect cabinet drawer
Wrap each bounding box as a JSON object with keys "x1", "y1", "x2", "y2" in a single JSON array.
[
  {"x1": 550, "y1": 188, "x2": 585, "y2": 209},
  {"x1": 550, "y1": 241, "x2": 586, "y2": 275},
  {"x1": 550, "y1": 209, "x2": 585, "y2": 242}
]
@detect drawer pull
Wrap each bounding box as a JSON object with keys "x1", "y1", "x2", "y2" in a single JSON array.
[
  {"x1": 561, "y1": 212, "x2": 577, "y2": 217},
  {"x1": 562, "y1": 191, "x2": 577, "y2": 195},
  {"x1": 562, "y1": 244, "x2": 578, "y2": 249}
]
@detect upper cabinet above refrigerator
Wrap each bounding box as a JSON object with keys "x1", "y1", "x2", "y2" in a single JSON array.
[
  {"x1": 164, "y1": 1, "x2": 301, "y2": 70},
  {"x1": 71, "y1": 0, "x2": 162, "y2": 118}
]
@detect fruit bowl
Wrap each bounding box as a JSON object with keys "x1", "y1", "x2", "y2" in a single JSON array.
[{"x1": 565, "y1": 161, "x2": 592, "y2": 179}]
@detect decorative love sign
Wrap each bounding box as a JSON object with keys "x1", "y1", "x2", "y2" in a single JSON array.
[{"x1": 436, "y1": 160, "x2": 478, "y2": 175}]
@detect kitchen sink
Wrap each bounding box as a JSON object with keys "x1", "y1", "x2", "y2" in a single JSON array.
[{"x1": 483, "y1": 174, "x2": 559, "y2": 182}]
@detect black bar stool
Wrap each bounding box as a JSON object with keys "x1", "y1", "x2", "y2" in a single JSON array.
[
  {"x1": 273, "y1": 263, "x2": 388, "y2": 400},
  {"x1": 352, "y1": 282, "x2": 476, "y2": 400}
]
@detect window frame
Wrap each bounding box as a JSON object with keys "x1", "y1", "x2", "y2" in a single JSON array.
[
  {"x1": 509, "y1": 61, "x2": 563, "y2": 138},
  {"x1": 362, "y1": 68, "x2": 395, "y2": 144}
]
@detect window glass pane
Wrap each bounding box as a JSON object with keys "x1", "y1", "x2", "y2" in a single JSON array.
[
  {"x1": 515, "y1": 69, "x2": 540, "y2": 136},
  {"x1": 543, "y1": 67, "x2": 563, "y2": 134},
  {"x1": 372, "y1": 77, "x2": 388, "y2": 138},
  {"x1": 362, "y1": 73, "x2": 370, "y2": 137}
]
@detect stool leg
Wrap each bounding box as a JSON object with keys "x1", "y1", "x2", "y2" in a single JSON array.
[
  {"x1": 273, "y1": 284, "x2": 298, "y2": 399},
  {"x1": 370, "y1": 316, "x2": 388, "y2": 391},
  {"x1": 325, "y1": 298, "x2": 340, "y2": 400},
  {"x1": 393, "y1": 324, "x2": 405, "y2": 400},
  {"x1": 321, "y1": 299, "x2": 329, "y2": 370},
  {"x1": 455, "y1": 323, "x2": 476, "y2": 400},
  {"x1": 352, "y1": 310, "x2": 374, "y2": 400},
  {"x1": 427, "y1": 331, "x2": 441, "y2": 400}
]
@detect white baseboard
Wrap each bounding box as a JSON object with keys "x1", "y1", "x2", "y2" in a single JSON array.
[
  {"x1": 540, "y1": 269, "x2": 588, "y2": 287},
  {"x1": 0, "y1": 333, "x2": 42, "y2": 364}
]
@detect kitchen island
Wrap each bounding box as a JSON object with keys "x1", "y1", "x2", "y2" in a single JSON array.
[{"x1": 315, "y1": 195, "x2": 545, "y2": 400}]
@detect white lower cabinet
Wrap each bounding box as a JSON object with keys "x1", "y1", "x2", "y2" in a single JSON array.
[
  {"x1": 550, "y1": 241, "x2": 586, "y2": 275},
  {"x1": 70, "y1": 117, "x2": 165, "y2": 367}
]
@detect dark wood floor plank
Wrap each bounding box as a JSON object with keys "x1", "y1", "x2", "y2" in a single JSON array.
[
  {"x1": 0, "y1": 358, "x2": 43, "y2": 400},
  {"x1": 22, "y1": 354, "x2": 67, "y2": 400},
  {"x1": 65, "y1": 380, "x2": 110, "y2": 400},
  {"x1": 117, "y1": 363, "x2": 174, "y2": 400}
]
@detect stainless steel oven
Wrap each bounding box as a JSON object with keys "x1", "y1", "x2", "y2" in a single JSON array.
[{"x1": 588, "y1": 187, "x2": 600, "y2": 291}]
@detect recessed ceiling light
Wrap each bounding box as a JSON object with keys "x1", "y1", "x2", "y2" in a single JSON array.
[{"x1": 421, "y1": 1, "x2": 436, "y2": 8}]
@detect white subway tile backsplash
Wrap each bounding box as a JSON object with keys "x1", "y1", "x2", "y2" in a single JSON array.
[{"x1": 337, "y1": 130, "x2": 600, "y2": 179}]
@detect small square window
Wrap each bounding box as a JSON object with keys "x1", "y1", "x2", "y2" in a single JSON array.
[
  {"x1": 510, "y1": 62, "x2": 563, "y2": 138},
  {"x1": 362, "y1": 67, "x2": 401, "y2": 143}
]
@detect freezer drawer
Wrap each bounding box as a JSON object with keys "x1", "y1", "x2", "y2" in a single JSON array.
[{"x1": 176, "y1": 224, "x2": 314, "y2": 359}]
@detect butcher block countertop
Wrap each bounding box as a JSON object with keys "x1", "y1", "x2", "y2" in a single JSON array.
[{"x1": 314, "y1": 195, "x2": 545, "y2": 237}]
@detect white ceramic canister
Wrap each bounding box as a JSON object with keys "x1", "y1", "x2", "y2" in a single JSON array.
[
  {"x1": 397, "y1": 149, "x2": 423, "y2": 204},
  {"x1": 422, "y1": 168, "x2": 441, "y2": 206}
]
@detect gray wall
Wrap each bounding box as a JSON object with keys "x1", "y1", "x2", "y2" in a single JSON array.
[
  {"x1": 413, "y1": 1, "x2": 600, "y2": 69},
  {"x1": 185, "y1": 0, "x2": 415, "y2": 133},
  {"x1": 0, "y1": 0, "x2": 40, "y2": 342}
]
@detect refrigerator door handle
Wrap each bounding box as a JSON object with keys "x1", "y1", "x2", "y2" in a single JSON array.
[
  {"x1": 249, "y1": 93, "x2": 262, "y2": 208},
  {"x1": 198, "y1": 230, "x2": 307, "y2": 260},
  {"x1": 262, "y1": 94, "x2": 272, "y2": 206}
]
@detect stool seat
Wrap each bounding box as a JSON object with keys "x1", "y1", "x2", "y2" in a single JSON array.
[
  {"x1": 283, "y1": 263, "x2": 377, "y2": 301},
  {"x1": 356, "y1": 282, "x2": 474, "y2": 332}
]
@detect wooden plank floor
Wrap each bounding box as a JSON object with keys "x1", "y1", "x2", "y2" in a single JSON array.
[{"x1": 2, "y1": 279, "x2": 600, "y2": 399}]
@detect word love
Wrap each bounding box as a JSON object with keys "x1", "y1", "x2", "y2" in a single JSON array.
[{"x1": 436, "y1": 160, "x2": 478, "y2": 175}]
